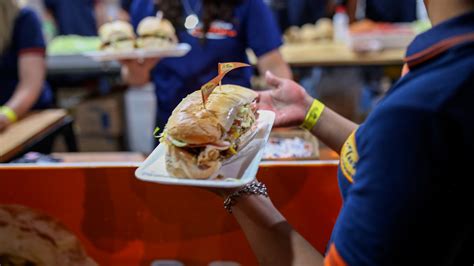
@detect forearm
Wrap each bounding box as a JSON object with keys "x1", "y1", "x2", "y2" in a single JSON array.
[
  {"x1": 311, "y1": 106, "x2": 358, "y2": 153},
  {"x1": 5, "y1": 82, "x2": 42, "y2": 117},
  {"x1": 231, "y1": 195, "x2": 324, "y2": 266},
  {"x1": 258, "y1": 50, "x2": 293, "y2": 80},
  {"x1": 7, "y1": 56, "x2": 46, "y2": 118}
]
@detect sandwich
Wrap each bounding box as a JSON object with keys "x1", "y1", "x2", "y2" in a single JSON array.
[
  {"x1": 136, "y1": 16, "x2": 177, "y2": 49},
  {"x1": 98, "y1": 20, "x2": 136, "y2": 52},
  {"x1": 161, "y1": 84, "x2": 259, "y2": 179},
  {"x1": 0, "y1": 205, "x2": 97, "y2": 266}
]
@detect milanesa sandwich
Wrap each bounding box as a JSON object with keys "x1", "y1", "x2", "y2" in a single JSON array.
[
  {"x1": 136, "y1": 17, "x2": 177, "y2": 49},
  {"x1": 161, "y1": 85, "x2": 259, "y2": 179},
  {"x1": 98, "y1": 20, "x2": 136, "y2": 52}
]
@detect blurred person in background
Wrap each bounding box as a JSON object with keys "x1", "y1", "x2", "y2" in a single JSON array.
[
  {"x1": 343, "y1": 0, "x2": 420, "y2": 118},
  {"x1": 287, "y1": 0, "x2": 332, "y2": 26},
  {"x1": 0, "y1": 0, "x2": 52, "y2": 132},
  {"x1": 121, "y1": 0, "x2": 292, "y2": 132},
  {"x1": 208, "y1": 0, "x2": 474, "y2": 264},
  {"x1": 346, "y1": 0, "x2": 417, "y2": 23},
  {"x1": 43, "y1": 0, "x2": 98, "y2": 36},
  {"x1": 264, "y1": 0, "x2": 289, "y2": 31},
  {"x1": 43, "y1": 0, "x2": 130, "y2": 37}
]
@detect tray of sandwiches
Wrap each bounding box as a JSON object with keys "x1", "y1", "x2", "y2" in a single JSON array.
[
  {"x1": 136, "y1": 83, "x2": 275, "y2": 188},
  {"x1": 84, "y1": 16, "x2": 191, "y2": 62}
]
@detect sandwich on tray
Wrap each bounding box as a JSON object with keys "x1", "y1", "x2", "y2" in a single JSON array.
[
  {"x1": 98, "y1": 20, "x2": 136, "y2": 52},
  {"x1": 160, "y1": 64, "x2": 258, "y2": 179},
  {"x1": 136, "y1": 16, "x2": 178, "y2": 49}
]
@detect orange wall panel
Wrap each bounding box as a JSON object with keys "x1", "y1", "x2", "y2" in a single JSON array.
[{"x1": 0, "y1": 164, "x2": 341, "y2": 265}]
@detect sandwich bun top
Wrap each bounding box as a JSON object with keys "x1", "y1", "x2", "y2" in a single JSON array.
[
  {"x1": 137, "y1": 17, "x2": 176, "y2": 38},
  {"x1": 99, "y1": 20, "x2": 135, "y2": 43},
  {"x1": 166, "y1": 84, "x2": 258, "y2": 145}
]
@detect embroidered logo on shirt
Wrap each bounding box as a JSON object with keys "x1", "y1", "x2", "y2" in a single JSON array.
[
  {"x1": 340, "y1": 131, "x2": 359, "y2": 183},
  {"x1": 188, "y1": 20, "x2": 238, "y2": 39}
]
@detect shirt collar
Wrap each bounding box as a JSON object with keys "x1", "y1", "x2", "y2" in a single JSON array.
[{"x1": 405, "y1": 11, "x2": 474, "y2": 68}]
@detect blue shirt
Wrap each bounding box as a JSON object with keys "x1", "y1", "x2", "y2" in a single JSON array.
[
  {"x1": 330, "y1": 11, "x2": 474, "y2": 265},
  {"x1": 129, "y1": 0, "x2": 283, "y2": 129},
  {"x1": 121, "y1": 0, "x2": 132, "y2": 12},
  {"x1": 45, "y1": 0, "x2": 97, "y2": 36},
  {"x1": 287, "y1": 0, "x2": 328, "y2": 26},
  {"x1": 365, "y1": 0, "x2": 417, "y2": 23},
  {"x1": 0, "y1": 8, "x2": 52, "y2": 109}
]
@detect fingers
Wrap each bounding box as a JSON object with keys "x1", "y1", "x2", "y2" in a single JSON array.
[
  {"x1": 256, "y1": 91, "x2": 273, "y2": 111},
  {"x1": 265, "y1": 71, "x2": 283, "y2": 88}
]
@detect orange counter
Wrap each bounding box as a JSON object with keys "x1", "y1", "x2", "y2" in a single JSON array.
[{"x1": 0, "y1": 162, "x2": 341, "y2": 265}]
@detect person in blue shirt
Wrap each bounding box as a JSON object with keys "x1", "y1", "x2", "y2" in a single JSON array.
[
  {"x1": 347, "y1": 0, "x2": 417, "y2": 23},
  {"x1": 0, "y1": 0, "x2": 52, "y2": 132},
  {"x1": 43, "y1": 0, "x2": 130, "y2": 37},
  {"x1": 287, "y1": 0, "x2": 330, "y2": 26},
  {"x1": 121, "y1": 0, "x2": 292, "y2": 132},
  {"x1": 44, "y1": 0, "x2": 98, "y2": 36},
  {"x1": 208, "y1": 0, "x2": 474, "y2": 265}
]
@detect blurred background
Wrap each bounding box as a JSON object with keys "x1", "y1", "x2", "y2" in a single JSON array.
[{"x1": 1, "y1": 0, "x2": 431, "y2": 163}]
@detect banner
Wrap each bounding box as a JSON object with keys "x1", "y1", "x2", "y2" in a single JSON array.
[
  {"x1": 201, "y1": 73, "x2": 225, "y2": 108},
  {"x1": 218, "y1": 62, "x2": 251, "y2": 75},
  {"x1": 201, "y1": 62, "x2": 251, "y2": 108}
]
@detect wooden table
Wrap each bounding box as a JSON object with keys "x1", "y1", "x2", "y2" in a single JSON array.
[
  {"x1": 0, "y1": 109, "x2": 74, "y2": 162},
  {"x1": 248, "y1": 42, "x2": 406, "y2": 67}
]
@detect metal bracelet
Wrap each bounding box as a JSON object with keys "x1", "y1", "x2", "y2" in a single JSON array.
[{"x1": 223, "y1": 180, "x2": 269, "y2": 214}]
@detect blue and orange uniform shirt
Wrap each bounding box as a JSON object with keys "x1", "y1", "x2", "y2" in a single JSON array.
[
  {"x1": 0, "y1": 8, "x2": 52, "y2": 108},
  {"x1": 45, "y1": 0, "x2": 97, "y2": 36},
  {"x1": 129, "y1": 0, "x2": 283, "y2": 130},
  {"x1": 326, "y1": 11, "x2": 474, "y2": 265},
  {"x1": 365, "y1": 0, "x2": 417, "y2": 23}
]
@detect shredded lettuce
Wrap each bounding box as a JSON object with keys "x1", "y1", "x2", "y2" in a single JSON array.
[{"x1": 169, "y1": 137, "x2": 187, "y2": 147}]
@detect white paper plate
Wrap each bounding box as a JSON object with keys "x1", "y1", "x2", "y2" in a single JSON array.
[
  {"x1": 83, "y1": 43, "x2": 191, "y2": 62},
  {"x1": 135, "y1": 110, "x2": 275, "y2": 188}
]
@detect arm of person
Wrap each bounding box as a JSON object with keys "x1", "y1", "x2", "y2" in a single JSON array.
[
  {"x1": 6, "y1": 55, "x2": 46, "y2": 117},
  {"x1": 246, "y1": 0, "x2": 291, "y2": 79},
  {"x1": 259, "y1": 71, "x2": 357, "y2": 153},
  {"x1": 229, "y1": 194, "x2": 324, "y2": 266},
  {"x1": 119, "y1": 0, "x2": 157, "y2": 86},
  {"x1": 0, "y1": 55, "x2": 46, "y2": 131},
  {"x1": 257, "y1": 49, "x2": 293, "y2": 80},
  {"x1": 0, "y1": 9, "x2": 48, "y2": 131},
  {"x1": 120, "y1": 58, "x2": 160, "y2": 86},
  {"x1": 224, "y1": 105, "x2": 441, "y2": 266}
]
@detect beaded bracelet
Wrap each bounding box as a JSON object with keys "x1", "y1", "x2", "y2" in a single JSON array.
[{"x1": 223, "y1": 180, "x2": 269, "y2": 214}]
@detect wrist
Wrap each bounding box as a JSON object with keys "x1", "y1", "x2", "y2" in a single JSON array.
[
  {"x1": 223, "y1": 180, "x2": 269, "y2": 214},
  {"x1": 300, "y1": 97, "x2": 325, "y2": 131},
  {"x1": 303, "y1": 95, "x2": 314, "y2": 117},
  {"x1": 0, "y1": 106, "x2": 18, "y2": 123}
]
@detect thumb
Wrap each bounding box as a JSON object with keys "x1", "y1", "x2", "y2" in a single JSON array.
[{"x1": 265, "y1": 71, "x2": 283, "y2": 88}]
